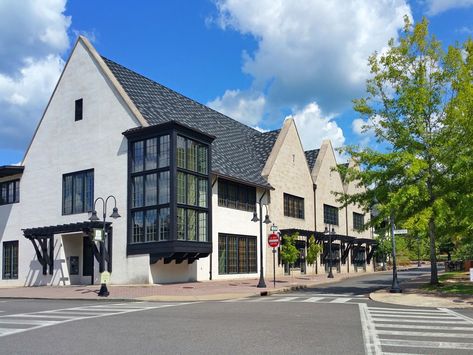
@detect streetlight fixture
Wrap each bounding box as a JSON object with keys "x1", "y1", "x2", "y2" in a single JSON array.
[
  {"x1": 324, "y1": 225, "x2": 335, "y2": 278},
  {"x1": 252, "y1": 203, "x2": 271, "y2": 288},
  {"x1": 89, "y1": 195, "x2": 121, "y2": 297}
]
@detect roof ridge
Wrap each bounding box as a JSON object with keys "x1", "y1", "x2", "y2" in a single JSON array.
[{"x1": 101, "y1": 55, "x2": 262, "y2": 136}]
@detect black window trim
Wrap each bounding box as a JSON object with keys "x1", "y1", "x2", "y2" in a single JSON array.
[
  {"x1": 353, "y1": 212, "x2": 365, "y2": 231},
  {"x1": 2, "y1": 240, "x2": 18, "y2": 280},
  {"x1": 0, "y1": 179, "x2": 20, "y2": 206},
  {"x1": 218, "y1": 178, "x2": 256, "y2": 212},
  {"x1": 283, "y1": 193, "x2": 305, "y2": 219},
  {"x1": 323, "y1": 203, "x2": 339, "y2": 226},
  {"x1": 62, "y1": 168, "x2": 94, "y2": 215},
  {"x1": 125, "y1": 121, "x2": 214, "y2": 255},
  {"x1": 218, "y1": 233, "x2": 257, "y2": 275}
]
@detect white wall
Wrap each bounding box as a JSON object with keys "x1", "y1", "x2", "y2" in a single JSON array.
[
  {"x1": 206, "y1": 180, "x2": 263, "y2": 281},
  {"x1": 0, "y1": 40, "x2": 150, "y2": 286}
]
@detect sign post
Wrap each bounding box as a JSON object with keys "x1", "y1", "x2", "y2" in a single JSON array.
[{"x1": 268, "y1": 233, "x2": 280, "y2": 288}]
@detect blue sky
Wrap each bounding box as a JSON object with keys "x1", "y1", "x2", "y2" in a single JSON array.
[{"x1": 0, "y1": 0, "x2": 472, "y2": 165}]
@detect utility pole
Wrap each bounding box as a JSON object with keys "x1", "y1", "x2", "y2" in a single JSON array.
[{"x1": 390, "y1": 214, "x2": 401, "y2": 293}]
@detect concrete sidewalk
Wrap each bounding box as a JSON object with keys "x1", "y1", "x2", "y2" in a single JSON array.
[
  {"x1": 369, "y1": 273, "x2": 473, "y2": 309},
  {"x1": 0, "y1": 271, "x2": 370, "y2": 302}
]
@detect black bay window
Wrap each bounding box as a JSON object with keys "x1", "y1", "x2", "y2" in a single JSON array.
[
  {"x1": 218, "y1": 234, "x2": 257, "y2": 274},
  {"x1": 323, "y1": 204, "x2": 339, "y2": 225},
  {"x1": 130, "y1": 135, "x2": 171, "y2": 243},
  {"x1": 0, "y1": 180, "x2": 20, "y2": 206},
  {"x1": 124, "y1": 122, "x2": 213, "y2": 260},
  {"x1": 62, "y1": 170, "x2": 93, "y2": 215}
]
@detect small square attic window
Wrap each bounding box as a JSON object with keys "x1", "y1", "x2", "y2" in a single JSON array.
[{"x1": 75, "y1": 98, "x2": 83, "y2": 121}]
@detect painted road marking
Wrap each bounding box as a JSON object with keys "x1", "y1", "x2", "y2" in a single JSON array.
[
  {"x1": 330, "y1": 298, "x2": 351, "y2": 303},
  {"x1": 361, "y1": 305, "x2": 473, "y2": 354},
  {"x1": 273, "y1": 297, "x2": 299, "y2": 302},
  {"x1": 380, "y1": 339, "x2": 473, "y2": 350},
  {"x1": 0, "y1": 302, "x2": 194, "y2": 338},
  {"x1": 301, "y1": 297, "x2": 325, "y2": 302}
]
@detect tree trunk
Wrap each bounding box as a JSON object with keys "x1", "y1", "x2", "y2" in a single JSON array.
[{"x1": 428, "y1": 217, "x2": 438, "y2": 285}]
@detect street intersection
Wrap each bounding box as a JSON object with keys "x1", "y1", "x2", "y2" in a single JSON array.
[{"x1": 0, "y1": 269, "x2": 472, "y2": 354}]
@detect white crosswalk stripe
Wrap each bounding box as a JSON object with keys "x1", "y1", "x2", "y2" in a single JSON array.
[
  {"x1": 359, "y1": 304, "x2": 473, "y2": 354},
  {"x1": 0, "y1": 302, "x2": 191, "y2": 338},
  {"x1": 221, "y1": 293, "x2": 368, "y2": 304}
]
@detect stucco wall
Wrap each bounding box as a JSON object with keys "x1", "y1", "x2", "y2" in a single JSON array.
[{"x1": 0, "y1": 40, "x2": 151, "y2": 286}]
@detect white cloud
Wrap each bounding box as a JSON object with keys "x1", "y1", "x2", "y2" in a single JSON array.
[
  {"x1": 213, "y1": 0, "x2": 412, "y2": 113},
  {"x1": 207, "y1": 89, "x2": 266, "y2": 126},
  {"x1": 0, "y1": 0, "x2": 70, "y2": 151},
  {"x1": 425, "y1": 0, "x2": 473, "y2": 15},
  {"x1": 287, "y1": 102, "x2": 345, "y2": 151},
  {"x1": 352, "y1": 115, "x2": 382, "y2": 147}
]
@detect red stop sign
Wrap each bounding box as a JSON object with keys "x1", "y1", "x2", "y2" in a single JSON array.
[{"x1": 268, "y1": 233, "x2": 280, "y2": 248}]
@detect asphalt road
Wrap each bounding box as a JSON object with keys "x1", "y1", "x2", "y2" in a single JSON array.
[{"x1": 0, "y1": 267, "x2": 472, "y2": 355}]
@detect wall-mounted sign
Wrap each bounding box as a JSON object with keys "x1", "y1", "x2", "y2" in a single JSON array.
[
  {"x1": 93, "y1": 228, "x2": 104, "y2": 242},
  {"x1": 100, "y1": 271, "x2": 110, "y2": 284}
]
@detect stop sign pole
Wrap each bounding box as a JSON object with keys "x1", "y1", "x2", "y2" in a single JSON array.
[{"x1": 268, "y1": 233, "x2": 280, "y2": 287}]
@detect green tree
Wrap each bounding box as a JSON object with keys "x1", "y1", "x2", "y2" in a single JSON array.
[
  {"x1": 306, "y1": 235, "x2": 321, "y2": 268},
  {"x1": 280, "y1": 234, "x2": 299, "y2": 275},
  {"x1": 340, "y1": 17, "x2": 468, "y2": 284}
]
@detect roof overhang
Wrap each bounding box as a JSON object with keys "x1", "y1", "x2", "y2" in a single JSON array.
[
  {"x1": 122, "y1": 120, "x2": 215, "y2": 143},
  {"x1": 212, "y1": 172, "x2": 273, "y2": 190},
  {"x1": 0, "y1": 165, "x2": 24, "y2": 179},
  {"x1": 23, "y1": 221, "x2": 112, "y2": 239},
  {"x1": 279, "y1": 228, "x2": 376, "y2": 245}
]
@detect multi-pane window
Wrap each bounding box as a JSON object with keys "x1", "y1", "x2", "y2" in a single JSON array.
[
  {"x1": 218, "y1": 234, "x2": 257, "y2": 274},
  {"x1": 353, "y1": 212, "x2": 365, "y2": 231},
  {"x1": 62, "y1": 170, "x2": 93, "y2": 215},
  {"x1": 131, "y1": 135, "x2": 171, "y2": 243},
  {"x1": 175, "y1": 135, "x2": 209, "y2": 242},
  {"x1": 283, "y1": 193, "x2": 304, "y2": 219},
  {"x1": 129, "y1": 130, "x2": 210, "y2": 246},
  {"x1": 2, "y1": 241, "x2": 18, "y2": 280},
  {"x1": 218, "y1": 179, "x2": 256, "y2": 212},
  {"x1": 323, "y1": 204, "x2": 339, "y2": 225},
  {"x1": 0, "y1": 180, "x2": 20, "y2": 206}
]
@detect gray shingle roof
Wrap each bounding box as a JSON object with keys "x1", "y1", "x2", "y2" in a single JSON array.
[
  {"x1": 251, "y1": 129, "x2": 280, "y2": 167},
  {"x1": 304, "y1": 149, "x2": 320, "y2": 171},
  {"x1": 102, "y1": 56, "x2": 273, "y2": 187}
]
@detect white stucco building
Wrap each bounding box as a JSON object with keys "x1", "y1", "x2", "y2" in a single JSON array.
[{"x1": 0, "y1": 37, "x2": 375, "y2": 287}]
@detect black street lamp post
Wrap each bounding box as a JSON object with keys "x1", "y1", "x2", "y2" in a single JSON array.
[
  {"x1": 389, "y1": 214, "x2": 401, "y2": 293},
  {"x1": 252, "y1": 203, "x2": 271, "y2": 288},
  {"x1": 324, "y1": 225, "x2": 335, "y2": 279},
  {"x1": 89, "y1": 195, "x2": 121, "y2": 297}
]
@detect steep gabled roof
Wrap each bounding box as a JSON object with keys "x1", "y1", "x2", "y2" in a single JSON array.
[
  {"x1": 251, "y1": 129, "x2": 280, "y2": 167},
  {"x1": 304, "y1": 149, "x2": 320, "y2": 171},
  {"x1": 102, "y1": 56, "x2": 271, "y2": 187}
]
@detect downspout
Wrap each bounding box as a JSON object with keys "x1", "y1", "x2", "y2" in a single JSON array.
[
  {"x1": 209, "y1": 176, "x2": 218, "y2": 280},
  {"x1": 313, "y1": 184, "x2": 317, "y2": 274},
  {"x1": 346, "y1": 203, "x2": 349, "y2": 273}
]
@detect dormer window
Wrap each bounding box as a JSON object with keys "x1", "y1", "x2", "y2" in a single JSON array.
[{"x1": 75, "y1": 98, "x2": 83, "y2": 121}]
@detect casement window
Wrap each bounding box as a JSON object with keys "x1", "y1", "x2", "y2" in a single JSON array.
[
  {"x1": 130, "y1": 134, "x2": 209, "y2": 243},
  {"x1": 131, "y1": 135, "x2": 171, "y2": 243},
  {"x1": 75, "y1": 98, "x2": 83, "y2": 121},
  {"x1": 174, "y1": 135, "x2": 209, "y2": 242},
  {"x1": 2, "y1": 241, "x2": 18, "y2": 280},
  {"x1": 323, "y1": 204, "x2": 339, "y2": 225},
  {"x1": 0, "y1": 180, "x2": 20, "y2": 206},
  {"x1": 353, "y1": 212, "x2": 365, "y2": 231},
  {"x1": 218, "y1": 179, "x2": 256, "y2": 212},
  {"x1": 218, "y1": 234, "x2": 257, "y2": 274},
  {"x1": 62, "y1": 170, "x2": 94, "y2": 215},
  {"x1": 283, "y1": 193, "x2": 304, "y2": 219}
]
